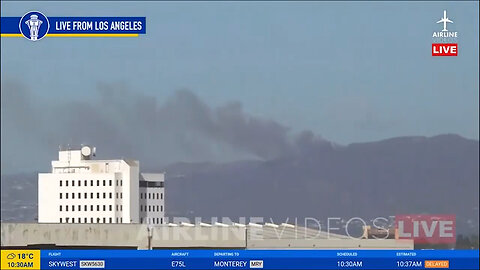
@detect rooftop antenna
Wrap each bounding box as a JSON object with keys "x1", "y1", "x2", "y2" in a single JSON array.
[{"x1": 67, "y1": 143, "x2": 71, "y2": 166}]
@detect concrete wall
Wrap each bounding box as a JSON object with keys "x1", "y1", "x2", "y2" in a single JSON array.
[
  {"x1": 150, "y1": 226, "x2": 246, "y2": 248},
  {"x1": 1, "y1": 223, "x2": 413, "y2": 250},
  {"x1": 1, "y1": 223, "x2": 146, "y2": 249},
  {"x1": 248, "y1": 239, "x2": 414, "y2": 249}
]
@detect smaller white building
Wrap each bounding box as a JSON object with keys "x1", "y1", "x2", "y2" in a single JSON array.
[
  {"x1": 139, "y1": 173, "x2": 165, "y2": 225},
  {"x1": 38, "y1": 146, "x2": 165, "y2": 225}
]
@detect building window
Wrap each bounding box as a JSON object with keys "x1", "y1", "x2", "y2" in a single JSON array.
[
  {"x1": 116, "y1": 180, "x2": 119, "y2": 186},
  {"x1": 120, "y1": 180, "x2": 123, "y2": 186},
  {"x1": 109, "y1": 205, "x2": 112, "y2": 211},
  {"x1": 78, "y1": 205, "x2": 81, "y2": 211},
  {"x1": 97, "y1": 193, "x2": 100, "y2": 199},
  {"x1": 91, "y1": 218, "x2": 94, "y2": 223},
  {"x1": 156, "y1": 193, "x2": 159, "y2": 200},
  {"x1": 72, "y1": 193, "x2": 75, "y2": 199},
  {"x1": 149, "y1": 206, "x2": 151, "y2": 212},
  {"x1": 60, "y1": 218, "x2": 62, "y2": 223},
  {"x1": 78, "y1": 218, "x2": 81, "y2": 223},
  {"x1": 109, "y1": 180, "x2": 112, "y2": 186},
  {"x1": 148, "y1": 193, "x2": 151, "y2": 199},
  {"x1": 140, "y1": 205, "x2": 143, "y2": 211},
  {"x1": 72, "y1": 205, "x2": 75, "y2": 211},
  {"x1": 91, "y1": 193, "x2": 93, "y2": 199},
  {"x1": 103, "y1": 193, "x2": 106, "y2": 199},
  {"x1": 161, "y1": 193, "x2": 163, "y2": 200},
  {"x1": 109, "y1": 193, "x2": 112, "y2": 199},
  {"x1": 103, "y1": 218, "x2": 106, "y2": 223},
  {"x1": 78, "y1": 192, "x2": 81, "y2": 199},
  {"x1": 103, "y1": 180, "x2": 106, "y2": 186},
  {"x1": 120, "y1": 218, "x2": 123, "y2": 223},
  {"x1": 66, "y1": 193, "x2": 69, "y2": 199},
  {"x1": 59, "y1": 205, "x2": 62, "y2": 211},
  {"x1": 60, "y1": 193, "x2": 62, "y2": 199},
  {"x1": 120, "y1": 193, "x2": 123, "y2": 199},
  {"x1": 120, "y1": 205, "x2": 123, "y2": 211},
  {"x1": 84, "y1": 192, "x2": 87, "y2": 199},
  {"x1": 161, "y1": 205, "x2": 163, "y2": 212},
  {"x1": 84, "y1": 180, "x2": 87, "y2": 186},
  {"x1": 84, "y1": 217, "x2": 87, "y2": 223},
  {"x1": 97, "y1": 205, "x2": 100, "y2": 211},
  {"x1": 97, "y1": 218, "x2": 100, "y2": 223},
  {"x1": 91, "y1": 180, "x2": 94, "y2": 186},
  {"x1": 72, "y1": 181, "x2": 75, "y2": 186},
  {"x1": 161, "y1": 218, "x2": 163, "y2": 224},
  {"x1": 84, "y1": 205, "x2": 87, "y2": 211},
  {"x1": 157, "y1": 205, "x2": 159, "y2": 211},
  {"x1": 109, "y1": 218, "x2": 112, "y2": 223},
  {"x1": 60, "y1": 180, "x2": 62, "y2": 187},
  {"x1": 66, "y1": 205, "x2": 69, "y2": 211},
  {"x1": 116, "y1": 193, "x2": 118, "y2": 199},
  {"x1": 72, "y1": 219, "x2": 74, "y2": 223},
  {"x1": 91, "y1": 205, "x2": 93, "y2": 211},
  {"x1": 66, "y1": 180, "x2": 69, "y2": 186},
  {"x1": 97, "y1": 180, "x2": 100, "y2": 186},
  {"x1": 78, "y1": 180, "x2": 81, "y2": 186},
  {"x1": 103, "y1": 205, "x2": 106, "y2": 211}
]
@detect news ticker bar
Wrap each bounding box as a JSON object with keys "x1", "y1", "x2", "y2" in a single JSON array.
[{"x1": 1, "y1": 250, "x2": 479, "y2": 270}]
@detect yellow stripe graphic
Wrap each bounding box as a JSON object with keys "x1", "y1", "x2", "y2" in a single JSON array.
[
  {"x1": 1, "y1": 33, "x2": 139, "y2": 37},
  {"x1": 1, "y1": 34, "x2": 22, "y2": 37},
  {"x1": 47, "y1": 33, "x2": 139, "y2": 37}
]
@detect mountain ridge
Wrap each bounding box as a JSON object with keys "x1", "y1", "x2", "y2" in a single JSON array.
[{"x1": 1, "y1": 134, "x2": 478, "y2": 234}]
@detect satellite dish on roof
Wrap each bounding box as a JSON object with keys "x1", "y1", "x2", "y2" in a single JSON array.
[{"x1": 81, "y1": 146, "x2": 92, "y2": 157}]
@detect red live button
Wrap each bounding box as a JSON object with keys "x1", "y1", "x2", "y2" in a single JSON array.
[{"x1": 432, "y1": 43, "x2": 457, "y2": 56}]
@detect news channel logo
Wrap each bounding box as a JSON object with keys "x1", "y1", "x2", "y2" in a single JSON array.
[{"x1": 19, "y1": 11, "x2": 50, "y2": 41}]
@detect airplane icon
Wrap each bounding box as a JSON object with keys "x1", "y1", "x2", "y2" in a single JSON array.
[{"x1": 436, "y1": 10, "x2": 453, "y2": 32}]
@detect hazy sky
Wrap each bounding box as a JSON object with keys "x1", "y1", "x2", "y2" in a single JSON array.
[{"x1": 1, "y1": 1, "x2": 478, "y2": 173}]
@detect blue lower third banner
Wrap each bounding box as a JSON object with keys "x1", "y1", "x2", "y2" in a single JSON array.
[
  {"x1": 5, "y1": 249, "x2": 478, "y2": 270},
  {"x1": 1, "y1": 12, "x2": 145, "y2": 40}
]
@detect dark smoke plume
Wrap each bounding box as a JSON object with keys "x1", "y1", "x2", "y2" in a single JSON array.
[{"x1": 1, "y1": 81, "x2": 329, "y2": 173}]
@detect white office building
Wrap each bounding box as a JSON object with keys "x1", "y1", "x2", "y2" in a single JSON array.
[{"x1": 38, "y1": 146, "x2": 165, "y2": 225}]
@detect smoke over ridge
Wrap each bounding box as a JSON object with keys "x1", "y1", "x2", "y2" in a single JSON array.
[{"x1": 1, "y1": 81, "x2": 329, "y2": 173}]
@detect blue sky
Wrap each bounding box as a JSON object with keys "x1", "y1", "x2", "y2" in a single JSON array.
[{"x1": 1, "y1": 1, "x2": 478, "y2": 146}]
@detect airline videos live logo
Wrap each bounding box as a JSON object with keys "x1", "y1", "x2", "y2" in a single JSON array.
[
  {"x1": 395, "y1": 215, "x2": 456, "y2": 244},
  {"x1": 432, "y1": 10, "x2": 458, "y2": 57}
]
